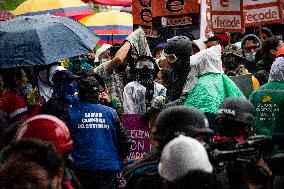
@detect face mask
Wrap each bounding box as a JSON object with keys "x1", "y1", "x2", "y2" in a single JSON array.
[
  {"x1": 245, "y1": 52, "x2": 256, "y2": 62},
  {"x1": 136, "y1": 67, "x2": 155, "y2": 87},
  {"x1": 101, "y1": 58, "x2": 108, "y2": 64}
]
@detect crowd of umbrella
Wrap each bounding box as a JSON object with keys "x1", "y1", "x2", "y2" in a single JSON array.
[{"x1": 0, "y1": 0, "x2": 133, "y2": 68}]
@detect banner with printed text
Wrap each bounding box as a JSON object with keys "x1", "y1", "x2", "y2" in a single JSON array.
[
  {"x1": 243, "y1": 0, "x2": 283, "y2": 27},
  {"x1": 200, "y1": 0, "x2": 213, "y2": 40},
  {"x1": 132, "y1": 0, "x2": 159, "y2": 37},
  {"x1": 210, "y1": 0, "x2": 244, "y2": 33},
  {"x1": 152, "y1": 0, "x2": 199, "y2": 28}
]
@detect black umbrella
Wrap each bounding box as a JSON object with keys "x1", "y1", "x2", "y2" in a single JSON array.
[{"x1": 0, "y1": 14, "x2": 99, "y2": 68}]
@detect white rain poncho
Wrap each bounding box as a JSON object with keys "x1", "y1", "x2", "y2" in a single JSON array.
[{"x1": 184, "y1": 45, "x2": 245, "y2": 113}]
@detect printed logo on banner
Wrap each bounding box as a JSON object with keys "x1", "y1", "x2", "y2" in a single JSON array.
[
  {"x1": 243, "y1": 0, "x2": 283, "y2": 26},
  {"x1": 210, "y1": 0, "x2": 244, "y2": 33},
  {"x1": 152, "y1": 0, "x2": 199, "y2": 28},
  {"x1": 166, "y1": 0, "x2": 185, "y2": 12},
  {"x1": 200, "y1": 0, "x2": 213, "y2": 40},
  {"x1": 133, "y1": 0, "x2": 158, "y2": 37},
  {"x1": 133, "y1": 0, "x2": 152, "y2": 26}
]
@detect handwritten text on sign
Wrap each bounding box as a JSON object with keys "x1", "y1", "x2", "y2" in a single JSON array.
[
  {"x1": 121, "y1": 114, "x2": 150, "y2": 160},
  {"x1": 118, "y1": 114, "x2": 151, "y2": 188},
  {"x1": 243, "y1": 0, "x2": 283, "y2": 26},
  {"x1": 210, "y1": 0, "x2": 244, "y2": 32}
]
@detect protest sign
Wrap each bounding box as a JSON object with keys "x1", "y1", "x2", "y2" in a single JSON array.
[
  {"x1": 200, "y1": 0, "x2": 213, "y2": 40},
  {"x1": 243, "y1": 0, "x2": 283, "y2": 26},
  {"x1": 132, "y1": 0, "x2": 158, "y2": 37},
  {"x1": 210, "y1": 0, "x2": 244, "y2": 33},
  {"x1": 121, "y1": 114, "x2": 150, "y2": 160},
  {"x1": 117, "y1": 114, "x2": 151, "y2": 188},
  {"x1": 152, "y1": 0, "x2": 199, "y2": 28}
]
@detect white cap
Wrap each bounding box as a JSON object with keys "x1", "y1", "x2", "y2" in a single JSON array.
[
  {"x1": 94, "y1": 44, "x2": 112, "y2": 62},
  {"x1": 158, "y1": 135, "x2": 213, "y2": 182}
]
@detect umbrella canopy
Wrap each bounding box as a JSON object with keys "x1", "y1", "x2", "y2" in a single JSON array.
[
  {"x1": 80, "y1": 11, "x2": 133, "y2": 45},
  {"x1": 0, "y1": 10, "x2": 15, "y2": 21},
  {"x1": 0, "y1": 14, "x2": 99, "y2": 68},
  {"x1": 81, "y1": 0, "x2": 131, "y2": 7},
  {"x1": 13, "y1": 0, "x2": 95, "y2": 21}
]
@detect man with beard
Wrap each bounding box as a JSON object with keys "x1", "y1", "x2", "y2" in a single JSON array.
[{"x1": 123, "y1": 56, "x2": 166, "y2": 114}]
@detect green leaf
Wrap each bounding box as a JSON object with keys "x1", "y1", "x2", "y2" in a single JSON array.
[{"x1": 0, "y1": 0, "x2": 26, "y2": 10}]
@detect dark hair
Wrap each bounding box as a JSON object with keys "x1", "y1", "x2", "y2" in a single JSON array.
[
  {"x1": 109, "y1": 43, "x2": 123, "y2": 58},
  {"x1": 0, "y1": 109, "x2": 7, "y2": 137},
  {"x1": 1, "y1": 68, "x2": 21, "y2": 90},
  {"x1": 164, "y1": 170, "x2": 216, "y2": 189},
  {"x1": 158, "y1": 69, "x2": 170, "y2": 86},
  {"x1": 0, "y1": 121, "x2": 23, "y2": 150},
  {"x1": 78, "y1": 77, "x2": 101, "y2": 103},
  {"x1": 243, "y1": 36, "x2": 259, "y2": 45},
  {"x1": 77, "y1": 70, "x2": 106, "y2": 90},
  {"x1": 2, "y1": 139, "x2": 63, "y2": 179},
  {"x1": 205, "y1": 36, "x2": 221, "y2": 44},
  {"x1": 255, "y1": 27, "x2": 273, "y2": 38},
  {"x1": 261, "y1": 37, "x2": 280, "y2": 68}
]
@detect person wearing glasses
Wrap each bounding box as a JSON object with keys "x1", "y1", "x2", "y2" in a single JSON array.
[
  {"x1": 240, "y1": 34, "x2": 261, "y2": 74},
  {"x1": 163, "y1": 36, "x2": 192, "y2": 102}
]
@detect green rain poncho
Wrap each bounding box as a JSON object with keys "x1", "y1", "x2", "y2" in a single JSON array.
[{"x1": 184, "y1": 45, "x2": 245, "y2": 113}]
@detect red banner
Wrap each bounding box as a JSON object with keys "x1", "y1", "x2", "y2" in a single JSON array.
[
  {"x1": 210, "y1": 0, "x2": 244, "y2": 33},
  {"x1": 243, "y1": 0, "x2": 283, "y2": 27},
  {"x1": 152, "y1": 0, "x2": 199, "y2": 28}
]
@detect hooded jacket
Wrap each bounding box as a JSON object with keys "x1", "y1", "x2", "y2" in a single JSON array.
[
  {"x1": 241, "y1": 34, "x2": 261, "y2": 74},
  {"x1": 184, "y1": 45, "x2": 245, "y2": 113},
  {"x1": 165, "y1": 36, "x2": 192, "y2": 102}
]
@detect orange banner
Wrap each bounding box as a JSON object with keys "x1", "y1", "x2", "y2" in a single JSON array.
[
  {"x1": 151, "y1": 0, "x2": 199, "y2": 28},
  {"x1": 152, "y1": 0, "x2": 199, "y2": 17},
  {"x1": 132, "y1": 0, "x2": 152, "y2": 27}
]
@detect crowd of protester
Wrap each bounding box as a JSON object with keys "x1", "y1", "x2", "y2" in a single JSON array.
[{"x1": 0, "y1": 27, "x2": 283, "y2": 189}]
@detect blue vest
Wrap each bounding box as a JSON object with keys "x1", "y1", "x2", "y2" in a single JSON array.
[{"x1": 68, "y1": 102, "x2": 123, "y2": 171}]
